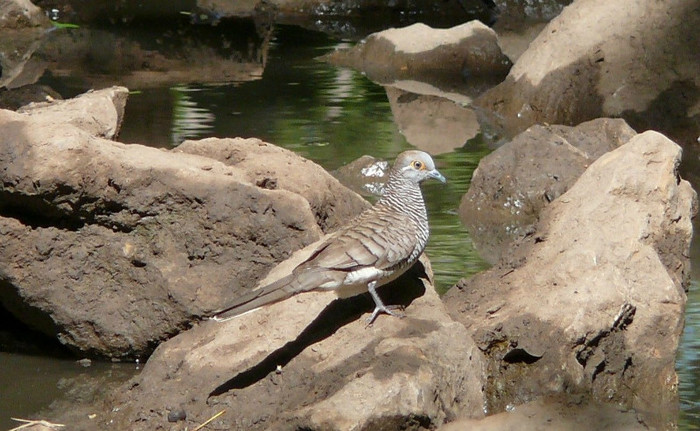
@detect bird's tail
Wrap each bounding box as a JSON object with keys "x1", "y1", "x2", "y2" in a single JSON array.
[{"x1": 210, "y1": 273, "x2": 302, "y2": 321}]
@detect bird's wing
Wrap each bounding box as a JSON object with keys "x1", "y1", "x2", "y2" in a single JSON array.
[{"x1": 297, "y1": 209, "x2": 417, "y2": 273}]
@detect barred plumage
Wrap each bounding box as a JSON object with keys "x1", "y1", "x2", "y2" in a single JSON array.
[{"x1": 212, "y1": 150, "x2": 446, "y2": 324}]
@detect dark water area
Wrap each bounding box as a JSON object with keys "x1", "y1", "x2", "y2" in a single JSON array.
[{"x1": 1, "y1": 17, "x2": 699, "y2": 430}]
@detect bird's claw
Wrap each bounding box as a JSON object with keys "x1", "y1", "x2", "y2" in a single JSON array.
[{"x1": 366, "y1": 304, "x2": 406, "y2": 327}]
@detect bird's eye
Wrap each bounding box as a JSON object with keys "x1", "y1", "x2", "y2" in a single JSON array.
[{"x1": 412, "y1": 160, "x2": 423, "y2": 170}]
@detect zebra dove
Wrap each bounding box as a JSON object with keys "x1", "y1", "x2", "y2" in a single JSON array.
[{"x1": 212, "y1": 150, "x2": 446, "y2": 325}]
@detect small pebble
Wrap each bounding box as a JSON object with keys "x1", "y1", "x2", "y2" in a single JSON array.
[{"x1": 167, "y1": 408, "x2": 187, "y2": 422}]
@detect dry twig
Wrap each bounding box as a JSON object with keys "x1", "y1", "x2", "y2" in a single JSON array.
[
  {"x1": 192, "y1": 409, "x2": 226, "y2": 431},
  {"x1": 9, "y1": 418, "x2": 66, "y2": 431}
]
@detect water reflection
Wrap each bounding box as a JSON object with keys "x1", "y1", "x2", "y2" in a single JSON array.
[
  {"x1": 170, "y1": 86, "x2": 215, "y2": 146},
  {"x1": 385, "y1": 85, "x2": 480, "y2": 154},
  {"x1": 679, "y1": 278, "x2": 700, "y2": 429},
  {"x1": 677, "y1": 144, "x2": 700, "y2": 428}
]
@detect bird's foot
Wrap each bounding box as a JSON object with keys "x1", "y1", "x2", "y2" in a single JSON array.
[{"x1": 366, "y1": 304, "x2": 405, "y2": 327}]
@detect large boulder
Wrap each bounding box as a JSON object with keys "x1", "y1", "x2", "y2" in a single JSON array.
[
  {"x1": 476, "y1": 0, "x2": 700, "y2": 145},
  {"x1": 53, "y1": 254, "x2": 486, "y2": 431},
  {"x1": 459, "y1": 118, "x2": 637, "y2": 263},
  {"x1": 445, "y1": 131, "x2": 696, "y2": 428},
  {"x1": 324, "y1": 21, "x2": 512, "y2": 95},
  {"x1": 0, "y1": 87, "x2": 368, "y2": 358}
]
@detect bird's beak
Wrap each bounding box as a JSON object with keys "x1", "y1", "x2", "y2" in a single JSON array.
[{"x1": 429, "y1": 169, "x2": 447, "y2": 183}]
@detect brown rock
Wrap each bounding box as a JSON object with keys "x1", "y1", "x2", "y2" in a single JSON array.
[
  {"x1": 0, "y1": 88, "x2": 367, "y2": 358},
  {"x1": 0, "y1": 1, "x2": 51, "y2": 89},
  {"x1": 17, "y1": 86, "x2": 128, "y2": 139},
  {"x1": 459, "y1": 118, "x2": 637, "y2": 263},
  {"x1": 445, "y1": 131, "x2": 696, "y2": 428},
  {"x1": 324, "y1": 21, "x2": 511, "y2": 93},
  {"x1": 0, "y1": 0, "x2": 50, "y2": 29},
  {"x1": 0, "y1": 28, "x2": 49, "y2": 89},
  {"x1": 476, "y1": 0, "x2": 700, "y2": 145},
  {"x1": 0, "y1": 84, "x2": 63, "y2": 110},
  {"x1": 177, "y1": 138, "x2": 370, "y2": 232},
  {"x1": 60, "y1": 255, "x2": 486, "y2": 431}
]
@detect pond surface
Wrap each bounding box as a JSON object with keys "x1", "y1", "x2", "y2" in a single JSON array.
[{"x1": 1, "y1": 21, "x2": 699, "y2": 429}]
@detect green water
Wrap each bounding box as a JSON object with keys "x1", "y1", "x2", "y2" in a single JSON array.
[{"x1": 0, "y1": 22, "x2": 696, "y2": 429}]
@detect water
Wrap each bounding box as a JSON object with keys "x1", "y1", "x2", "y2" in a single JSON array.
[
  {"x1": 679, "y1": 278, "x2": 700, "y2": 429},
  {"x1": 0, "y1": 353, "x2": 135, "y2": 429},
  {"x1": 678, "y1": 145, "x2": 700, "y2": 429},
  {"x1": 113, "y1": 24, "x2": 496, "y2": 292},
  {"x1": 2, "y1": 21, "x2": 698, "y2": 429}
]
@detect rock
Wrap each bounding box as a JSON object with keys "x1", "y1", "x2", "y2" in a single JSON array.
[
  {"x1": 32, "y1": 21, "x2": 268, "y2": 91},
  {"x1": 332, "y1": 154, "x2": 388, "y2": 198},
  {"x1": 459, "y1": 118, "x2": 637, "y2": 263},
  {"x1": 58, "y1": 254, "x2": 486, "y2": 431},
  {"x1": 0, "y1": 88, "x2": 368, "y2": 358},
  {"x1": 177, "y1": 138, "x2": 369, "y2": 232},
  {"x1": 476, "y1": 0, "x2": 700, "y2": 145},
  {"x1": 0, "y1": 84, "x2": 63, "y2": 110},
  {"x1": 0, "y1": 0, "x2": 50, "y2": 29},
  {"x1": 0, "y1": 28, "x2": 49, "y2": 89},
  {"x1": 385, "y1": 86, "x2": 479, "y2": 155},
  {"x1": 17, "y1": 86, "x2": 128, "y2": 139},
  {"x1": 493, "y1": 0, "x2": 570, "y2": 23},
  {"x1": 444, "y1": 131, "x2": 696, "y2": 428},
  {"x1": 439, "y1": 395, "x2": 646, "y2": 431},
  {"x1": 0, "y1": 1, "x2": 50, "y2": 89},
  {"x1": 490, "y1": 21, "x2": 547, "y2": 64},
  {"x1": 489, "y1": 0, "x2": 570, "y2": 63},
  {"x1": 323, "y1": 21, "x2": 512, "y2": 95}
]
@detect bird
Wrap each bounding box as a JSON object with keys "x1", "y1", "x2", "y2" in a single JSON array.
[{"x1": 211, "y1": 150, "x2": 446, "y2": 325}]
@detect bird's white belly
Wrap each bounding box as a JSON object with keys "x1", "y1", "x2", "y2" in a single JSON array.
[
  {"x1": 326, "y1": 266, "x2": 408, "y2": 299},
  {"x1": 342, "y1": 266, "x2": 386, "y2": 286}
]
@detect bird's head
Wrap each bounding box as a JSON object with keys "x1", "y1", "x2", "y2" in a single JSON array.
[{"x1": 393, "y1": 150, "x2": 446, "y2": 184}]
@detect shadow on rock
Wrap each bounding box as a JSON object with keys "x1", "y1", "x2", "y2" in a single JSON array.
[
  {"x1": 55, "y1": 254, "x2": 485, "y2": 430},
  {"x1": 209, "y1": 261, "x2": 428, "y2": 396}
]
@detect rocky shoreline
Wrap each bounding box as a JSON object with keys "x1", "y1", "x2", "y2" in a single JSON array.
[{"x1": 1, "y1": 0, "x2": 698, "y2": 429}]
